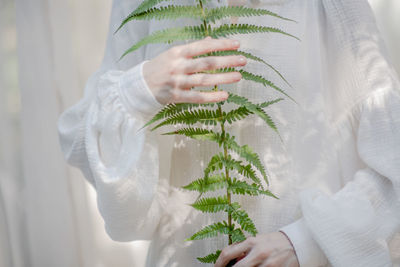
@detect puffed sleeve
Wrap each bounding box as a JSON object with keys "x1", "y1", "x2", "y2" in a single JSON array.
[
  {"x1": 279, "y1": 0, "x2": 400, "y2": 266},
  {"x1": 281, "y1": 88, "x2": 400, "y2": 267},
  {"x1": 57, "y1": 0, "x2": 171, "y2": 242}
]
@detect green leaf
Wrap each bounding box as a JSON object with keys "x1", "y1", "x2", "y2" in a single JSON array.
[
  {"x1": 183, "y1": 174, "x2": 227, "y2": 193},
  {"x1": 203, "y1": 153, "x2": 262, "y2": 187},
  {"x1": 172, "y1": 128, "x2": 271, "y2": 186},
  {"x1": 188, "y1": 129, "x2": 269, "y2": 185},
  {"x1": 151, "y1": 108, "x2": 221, "y2": 131},
  {"x1": 161, "y1": 127, "x2": 213, "y2": 139},
  {"x1": 197, "y1": 250, "x2": 221, "y2": 264},
  {"x1": 203, "y1": 67, "x2": 294, "y2": 103},
  {"x1": 191, "y1": 196, "x2": 230, "y2": 213},
  {"x1": 223, "y1": 106, "x2": 253, "y2": 124},
  {"x1": 228, "y1": 178, "x2": 278, "y2": 198},
  {"x1": 231, "y1": 228, "x2": 246, "y2": 243},
  {"x1": 115, "y1": 0, "x2": 174, "y2": 33},
  {"x1": 223, "y1": 134, "x2": 269, "y2": 185},
  {"x1": 120, "y1": 25, "x2": 208, "y2": 60},
  {"x1": 194, "y1": 49, "x2": 291, "y2": 87},
  {"x1": 139, "y1": 102, "x2": 215, "y2": 131},
  {"x1": 229, "y1": 203, "x2": 258, "y2": 236},
  {"x1": 203, "y1": 152, "x2": 225, "y2": 178},
  {"x1": 257, "y1": 98, "x2": 284, "y2": 108},
  {"x1": 204, "y1": 6, "x2": 296, "y2": 24},
  {"x1": 226, "y1": 93, "x2": 283, "y2": 142},
  {"x1": 118, "y1": 5, "x2": 204, "y2": 26},
  {"x1": 210, "y1": 23, "x2": 299, "y2": 41},
  {"x1": 239, "y1": 69, "x2": 296, "y2": 103},
  {"x1": 186, "y1": 221, "x2": 232, "y2": 241}
]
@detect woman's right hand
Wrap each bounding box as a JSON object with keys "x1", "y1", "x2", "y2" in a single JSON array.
[{"x1": 142, "y1": 36, "x2": 247, "y2": 105}]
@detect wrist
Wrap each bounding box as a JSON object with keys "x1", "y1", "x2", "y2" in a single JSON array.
[
  {"x1": 279, "y1": 218, "x2": 328, "y2": 267},
  {"x1": 142, "y1": 60, "x2": 156, "y2": 95},
  {"x1": 118, "y1": 60, "x2": 164, "y2": 117}
]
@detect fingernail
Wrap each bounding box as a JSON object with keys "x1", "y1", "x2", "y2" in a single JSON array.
[
  {"x1": 239, "y1": 56, "x2": 246, "y2": 63},
  {"x1": 233, "y1": 40, "x2": 240, "y2": 46}
]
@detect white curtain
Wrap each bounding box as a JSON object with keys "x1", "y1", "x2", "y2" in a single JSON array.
[
  {"x1": 369, "y1": 0, "x2": 400, "y2": 75},
  {"x1": 0, "y1": 0, "x2": 398, "y2": 266},
  {"x1": 5, "y1": 0, "x2": 148, "y2": 266}
]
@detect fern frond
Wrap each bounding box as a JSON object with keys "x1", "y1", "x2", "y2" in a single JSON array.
[
  {"x1": 203, "y1": 152, "x2": 226, "y2": 178},
  {"x1": 223, "y1": 98, "x2": 284, "y2": 125},
  {"x1": 257, "y1": 98, "x2": 284, "y2": 108},
  {"x1": 162, "y1": 127, "x2": 226, "y2": 148},
  {"x1": 210, "y1": 24, "x2": 299, "y2": 41},
  {"x1": 239, "y1": 69, "x2": 296, "y2": 103},
  {"x1": 204, "y1": 6, "x2": 295, "y2": 24},
  {"x1": 231, "y1": 161, "x2": 262, "y2": 188},
  {"x1": 172, "y1": 129, "x2": 270, "y2": 186},
  {"x1": 197, "y1": 250, "x2": 221, "y2": 264},
  {"x1": 223, "y1": 134, "x2": 269, "y2": 185},
  {"x1": 228, "y1": 178, "x2": 261, "y2": 196},
  {"x1": 183, "y1": 174, "x2": 227, "y2": 193},
  {"x1": 115, "y1": 0, "x2": 174, "y2": 33},
  {"x1": 151, "y1": 108, "x2": 220, "y2": 131},
  {"x1": 162, "y1": 127, "x2": 213, "y2": 138},
  {"x1": 231, "y1": 228, "x2": 246, "y2": 243},
  {"x1": 140, "y1": 102, "x2": 215, "y2": 130},
  {"x1": 228, "y1": 178, "x2": 277, "y2": 198},
  {"x1": 186, "y1": 221, "x2": 232, "y2": 241},
  {"x1": 204, "y1": 153, "x2": 262, "y2": 187},
  {"x1": 191, "y1": 196, "x2": 230, "y2": 213},
  {"x1": 120, "y1": 25, "x2": 208, "y2": 60},
  {"x1": 194, "y1": 49, "x2": 291, "y2": 87},
  {"x1": 119, "y1": 0, "x2": 296, "y2": 262},
  {"x1": 119, "y1": 5, "x2": 204, "y2": 25},
  {"x1": 223, "y1": 106, "x2": 253, "y2": 124},
  {"x1": 229, "y1": 203, "x2": 257, "y2": 235},
  {"x1": 226, "y1": 93, "x2": 282, "y2": 141},
  {"x1": 208, "y1": 67, "x2": 294, "y2": 102}
]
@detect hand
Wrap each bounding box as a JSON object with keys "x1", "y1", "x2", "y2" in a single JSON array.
[
  {"x1": 215, "y1": 232, "x2": 300, "y2": 267},
  {"x1": 142, "y1": 36, "x2": 247, "y2": 105}
]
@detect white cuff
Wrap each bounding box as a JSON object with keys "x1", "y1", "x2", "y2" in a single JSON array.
[
  {"x1": 118, "y1": 60, "x2": 164, "y2": 118},
  {"x1": 279, "y1": 218, "x2": 328, "y2": 267}
]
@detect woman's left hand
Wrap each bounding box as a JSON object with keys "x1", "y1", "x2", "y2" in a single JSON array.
[{"x1": 214, "y1": 231, "x2": 300, "y2": 267}]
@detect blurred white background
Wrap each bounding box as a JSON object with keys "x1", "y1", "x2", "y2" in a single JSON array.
[{"x1": 0, "y1": 0, "x2": 399, "y2": 266}]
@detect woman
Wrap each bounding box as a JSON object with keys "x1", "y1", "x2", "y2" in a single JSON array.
[{"x1": 57, "y1": 0, "x2": 400, "y2": 266}]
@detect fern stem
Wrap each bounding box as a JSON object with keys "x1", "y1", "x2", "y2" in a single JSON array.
[
  {"x1": 198, "y1": 0, "x2": 209, "y2": 36},
  {"x1": 215, "y1": 85, "x2": 233, "y2": 246},
  {"x1": 204, "y1": 0, "x2": 232, "y2": 246}
]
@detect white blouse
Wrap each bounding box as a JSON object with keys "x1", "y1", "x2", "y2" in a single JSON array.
[{"x1": 57, "y1": 0, "x2": 400, "y2": 266}]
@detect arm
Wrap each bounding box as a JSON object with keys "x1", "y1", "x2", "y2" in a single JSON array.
[
  {"x1": 280, "y1": 0, "x2": 400, "y2": 265},
  {"x1": 280, "y1": 87, "x2": 400, "y2": 266},
  {"x1": 58, "y1": 58, "x2": 168, "y2": 241}
]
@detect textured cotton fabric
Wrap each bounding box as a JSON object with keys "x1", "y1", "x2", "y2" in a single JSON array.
[{"x1": 57, "y1": 0, "x2": 400, "y2": 266}]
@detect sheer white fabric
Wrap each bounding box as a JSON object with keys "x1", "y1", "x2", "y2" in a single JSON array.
[
  {"x1": 13, "y1": 0, "x2": 149, "y2": 266},
  {"x1": 57, "y1": 0, "x2": 400, "y2": 266}
]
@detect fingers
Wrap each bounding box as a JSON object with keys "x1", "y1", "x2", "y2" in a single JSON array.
[
  {"x1": 215, "y1": 242, "x2": 250, "y2": 267},
  {"x1": 181, "y1": 36, "x2": 240, "y2": 58},
  {"x1": 182, "y1": 55, "x2": 247, "y2": 74},
  {"x1": 172, "y1": 90, "x2": 229, "y2": 104},
  {"x1": 232, "y1": 251, "x2": 259, "y2": 267},
  {"x1": 177, "y1": 72, "x2": 242, "y2": 88},
  {"x1": 154, "y1": 37, "x2": 245, "y2": 105}
]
